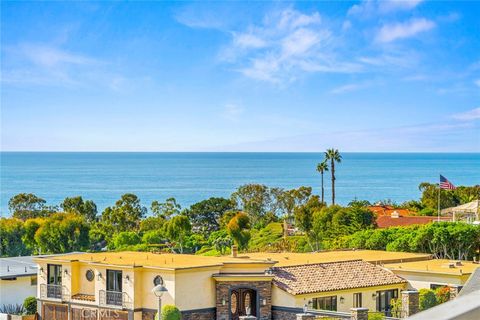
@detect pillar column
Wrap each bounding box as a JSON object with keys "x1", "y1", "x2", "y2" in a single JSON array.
[
  {"x1": 401, "y1": 290, "x2": 419, "y2": 317},
  {"x1": 296, "y1": 313, "x2": 315, "y2": 320},
  {"x1": 350, "y1": 308, "x2": 368, "y2": 320}
]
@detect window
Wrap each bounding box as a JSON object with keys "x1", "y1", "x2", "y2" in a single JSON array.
[
  {"x1": 31, "y1": 276, "x2": 37, "y2": 286},
  {"x1": 376, "y1": 289, "x2": 398, "y2": 315},
  {"x1": 106, "y1": 270, "x2": 122, "y2": 292},
  {"x1": 353, "y1": 293, "x2": 362, "y2": 308},
  {"x1": 86, "y1": 270, "x2": 95, "y2": 282},
  {"x1": 312, "y1": 296, "x2": 337, "y2": 311},
  {"x1": 47, "y1": 264, "x2": 62, "y2": 285},
  {"x1": 430, "y1": 284, "x2": 446, "y2": 290}
]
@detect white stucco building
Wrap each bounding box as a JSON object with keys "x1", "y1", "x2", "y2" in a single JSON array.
[{"x1": 0, "y1": 256, "x2": 38, "y2": 307}]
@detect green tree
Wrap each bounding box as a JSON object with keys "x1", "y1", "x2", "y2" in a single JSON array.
[
  {"x1": 22, "y1": 218, "x2": 45, "y2": 254},
  {"x1": 140, "y1": 216, "x2": 166, "y2": 232},
  {"x1": 273, "y1": 187, "x2": 312, "y2": 218},
  {"x1": 226, "y1": 212, "x2": 251, "y2": 250},
  {"x1": 0, "y1": 218, "x2": 28, "y2": 257},
  {"x1": 294, "y1": 196, "x2": 323, "y2": 234},
  {"x1": 231, "y1": 184, "x2": 271, "y2": 228},
  {"x1": 165, "y1": 215, "x2": 191, "y2": 253},
  {"x1": 419, "y1": 182, "x2": 457, "y2": 212},
  {"x1": 61, "y1": 196, "x2": 97, "y2": 222},
  {"x1": 325, "y1": 149, "x2": 342, "y2": 205},
  {"x1": 208, "y1": 229, "x2": 232, "y2": 254},
  {"x1": 100, "y1": 193, "x2": 147, "y2": 232},
  {"x1": 316, "y1": 161, "x2": 329, "y2": 204},
  {"x1": 35, "y1": 213, "x2": 90, "y2": 253},
  {"x1": 111, "y1": 231, "x2": 141, "y2": 249},
  {"x1": 185, "y1": 197, "x2": 236, "y2": 235},
  {"x1": 8, "y1": 193, "x2": 52, "y2": 220},
  {"x1": 151, "y1": 197, "x2": 181, "y2": 219}
]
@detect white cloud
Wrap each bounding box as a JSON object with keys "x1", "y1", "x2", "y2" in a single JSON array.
[
  {"x1": 330, "y1": 83, "x2": 366, "y2": 94},
  {"x1": 220, "y1": 8, "x2": 363, "y2": 83},
  {"x1": 18, "y1": 43, "x2": 97, "y2": 68},
  {"x1": 1, "y1": 43, "x2": 132, "y2": 90},
  {"x1": 223, "y1": 103, "x2": 244, "y2": 121},
  {"x1": 233, "y1": 33, "x2": 267, "y2": 49},
  {"x1": 376, "y1": 18, "x2": 435, "y2": 43},
  {"x1": 452, "y1": 108, "x2": 480, "y2": 121},
  {"x1": 348, "y1": 0, "x2": 423, "y2": 17}
]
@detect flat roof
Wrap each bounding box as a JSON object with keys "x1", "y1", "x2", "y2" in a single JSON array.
[
  {"x1": 0, "y1": 256, "x2": 37, "y2": 279},
  {"x1": 35, "y1": 252, "x2": 274, "y2": 270},
  {"x1": 1, "y1": 253, "x2": 82, "y2": 278},
  {"x1": 385, "y1": 259, "x2": 480, "y2": 275},
  {"x1": 240, "y1": 250, "x2": 432, "y2": 266}
]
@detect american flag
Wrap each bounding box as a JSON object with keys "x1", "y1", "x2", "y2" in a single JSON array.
[{"x1": 440, "y1": 175, "x2": 456, "y2": 190}]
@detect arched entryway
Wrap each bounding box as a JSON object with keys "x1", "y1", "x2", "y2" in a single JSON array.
[{"x1": 230, "y1": 288, "x2": 257, "y2": 320}]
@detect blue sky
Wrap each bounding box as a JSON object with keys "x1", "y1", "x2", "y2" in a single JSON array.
[{"x1": 1, "y1": 0, "x2": 479, "y2": 152}]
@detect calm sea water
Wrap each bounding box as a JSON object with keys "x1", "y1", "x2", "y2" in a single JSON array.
[{"x1": 1, "y1": 152, "x2": 479, "y2": 216}]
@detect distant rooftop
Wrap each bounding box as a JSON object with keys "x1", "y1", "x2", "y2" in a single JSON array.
[
  {"x1": 273, "y1": 259, "x2": 406, "y2": 295},
  {"x1": 376, "y1": 215, "x2": 451, "y2": 228},
  {"x1": 35, "y1": 251, "x2": 275, "y2": 270},
  {"x1": 1, "y1": 253, "x2": 84, "y2": 279},
  {"x1": 242, "y1": 250, "x2": 432, "y2": 266},
  {"x1": 385, "y1": 259, "x2": 480, "y2": 275},
  {"x1": 0, "y1": 256, "x2": 37, "y2": 279}
]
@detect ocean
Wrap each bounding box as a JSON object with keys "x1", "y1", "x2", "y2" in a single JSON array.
[{"x1": 1, "y1": 152, "x2": 479, "y2": 216}]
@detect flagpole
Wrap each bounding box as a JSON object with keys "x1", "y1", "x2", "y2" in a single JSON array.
[{"x1": 438, "y1": 175, "x2": 441, "y2": 222}]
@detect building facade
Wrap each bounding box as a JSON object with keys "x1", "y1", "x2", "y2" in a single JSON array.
[{"x1": 33, "y1": 250, "x2": 421, "y2": 320}]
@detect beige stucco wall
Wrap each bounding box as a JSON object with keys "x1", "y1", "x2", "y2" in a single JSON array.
[
  {"x1": 174, "y1": 268, "x2": 218, "y2": 311},
  {"x1": 0, "y1": 276, "x2": 37, "y2": 306},
  {"x1": 390, "y1": 271, "x2": 470, "y2": 290},
  {"x1": 138, "y1": 268, "x2": 175, "y2": 310},
  {"x1": 272, "y1": 283, "x2": 407, "y2": 313}
]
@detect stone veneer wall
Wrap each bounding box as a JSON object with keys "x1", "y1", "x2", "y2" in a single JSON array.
[
  {"x1": 271, "y1": 307, "x2": 301, "y2": 320},
  {"x1": 142, "y1": 308, "x2": 215, "y2": 320},
  {"x1": 216, "y1": 281, "x2": 272, "y2": 320}
]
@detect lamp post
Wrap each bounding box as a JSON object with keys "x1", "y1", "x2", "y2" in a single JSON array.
[{"x1": 152, "y1": 284, "x2": 168, "y2": 320}]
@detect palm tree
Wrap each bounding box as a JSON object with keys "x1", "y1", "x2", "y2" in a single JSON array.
[
  {"x1": 325, "y1": 149, "x2": 342, "y2": 205},
  {"x1": 316, "y1": 161, "x2": 329, "y2": 204}
]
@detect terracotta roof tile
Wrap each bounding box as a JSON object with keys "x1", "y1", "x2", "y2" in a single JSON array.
[
  {"x1": 376, "y1": 216, "x2": 451, "y2": 228},
  {"x1": 273, "y1": 259, "x2": 406, "y2": 295}
]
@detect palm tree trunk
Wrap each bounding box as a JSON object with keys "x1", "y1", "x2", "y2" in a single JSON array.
[
  {"x1": 321, "y1": 173, "x2": 324, "y2": 203},
  {"x1": 331, "y1": 161, "x2": 335, "y2": 205}
]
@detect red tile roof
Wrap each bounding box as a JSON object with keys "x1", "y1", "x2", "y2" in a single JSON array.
[
  {"x1": 376, "y1": 215, "x2": 451, "y2": 228},
  {"x1": 273, "y1": 260, "x2": 406, "y2": 295},
  {"x1": 368, "y1": 206, "x2": 414, "y2": 216}
]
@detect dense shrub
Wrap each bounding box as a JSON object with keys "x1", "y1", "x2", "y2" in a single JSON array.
[
  {"x1": 157, "y1": 305, "x2": 181, "y2": 320},
  {"x1": 419, "y1": 289, "x2": 438, "y2": 310},
  {"x1": 23, "y1": 296, "x2": 37, "y2": 314},
  {"x1": 435, "y1": 286, "x2": 450, "y2": 304}
]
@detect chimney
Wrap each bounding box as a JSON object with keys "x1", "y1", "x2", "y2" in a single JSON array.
[{"x1": 231, "y1": 245, "x2": 238, "y2": 258}]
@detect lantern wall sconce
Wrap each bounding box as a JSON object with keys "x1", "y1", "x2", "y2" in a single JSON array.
[
  {"x1": 125, "y1": 275, "x2": 130, "y2": 282},
  {"x1": 339, "y1": 296, "x2": 345, "y2": 304},
  {"x1": 222, "y1": 297, "x2": 227, "y2": 306},
  {"x1": 372, "y1": 293, "x2": 377, "y2": 299},
  {"x1": 97, "y1": 272, "x2": 103, "y2": 281},
  {"x1": 262, "y1": 299, "x2": 267, "y2": 306},
  {"x1": 39, "y1": 267, "x2": 44, "y2": 273},
  {"x1": 64, "y1": 269, "x2": 69, "y2": 276}
]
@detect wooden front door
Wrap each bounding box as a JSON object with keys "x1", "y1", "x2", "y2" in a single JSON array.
[
  {"x1": 42, "y1": 303, "x2": 68, "y2": 320},
  {"x1": 230, "y1": 288, "x2": 256, "y2": 320}
]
